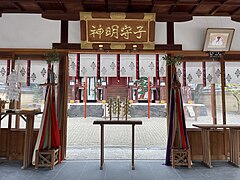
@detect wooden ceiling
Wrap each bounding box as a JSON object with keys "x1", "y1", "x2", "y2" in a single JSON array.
[{"x1": 0, "y1": 0, "x2": 240, "y2": 22}]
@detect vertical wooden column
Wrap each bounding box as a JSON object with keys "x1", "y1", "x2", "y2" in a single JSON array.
[
  {"x1": 57, "y1": 20, "x2": 68, "y2": 159},
  {"x1": 60, "y1": 20, "x2": 68, "y2": 44},
  {"x1": 220, "y1": 59, "x2": 226, "y2": 124},
  {"x1": 84, "y1": 77, "x2": 87, "y2": 118},
  {"x1": 148, "y1": 77, "x2": 151, "y2": 119},
  {"x1": 58, "y1": 53, "x2": 68, "y2": 160},
  {"x1": 211, "y1": 84, "x2": 217, "y2": 124},
  {"x1": 166, "y1": 22, "x2": 174, "y2": 130},
  {"x1": 220, "y1": 58, "x2": 228, "y2": 157}
]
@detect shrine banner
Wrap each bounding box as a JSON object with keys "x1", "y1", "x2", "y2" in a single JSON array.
[
  {"x1": 80, "y1": 12, "x2": 155, "y2": 50},
  {"x1": 0, "y1": 60, "x2": 8, "y2": 83},
  {"x1": 30, "y1": 61, "x2": 48, "y2": 84},
  {"x1": 79, "y1": 54, "x2": 97, "y2": 77},
  {"x1": 100, "y1": 54, "x2": 117, "y2": 77},
  {"x1": 120, "y1": 54, "x2": 136, "y2": 77},
  {"x1": 225, "y1": 62, "x2": 240, "y2": 84},
  {"x1": 15, "y1": 60, "x2": 28, "y2": 83},
  {"x1": 68, "y1": 54, "x2": 77, "y2": 77},
  {"x1": 139, "y1": 54, "x2": 156, "y2": 77}
]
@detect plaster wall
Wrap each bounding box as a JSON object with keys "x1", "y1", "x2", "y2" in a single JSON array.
[{"x1": 0, "y1": 14, "x2": 240, "y2": 51}]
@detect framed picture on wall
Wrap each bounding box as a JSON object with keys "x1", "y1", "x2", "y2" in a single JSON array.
[{"x1": 203, "y1": 28, "x2": 235, "y2": 52}]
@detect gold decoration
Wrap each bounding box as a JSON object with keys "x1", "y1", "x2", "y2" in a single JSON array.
[
  {"x1": 110, "y1": 12, "x2": 126, "y2": 19},
  {"x1": 144, "y1": 13, "x2": 156, "y2": 21},
  {"x1": 81, "y1": 41, "x2": 93, "y2": 49},
  {"x1": 143, "y1": 43, "x2": 154, "y2": 50},
  {"x1": 110, "y1": 44, "x2": 126, "y2": 49},
  {"x1": 80, "y1": 12, "x2": 92, "y2": 21}
]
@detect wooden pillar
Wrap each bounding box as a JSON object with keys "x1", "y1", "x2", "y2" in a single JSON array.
[
  {"x1": 58, "y1": 53, "x2": 68, "y2": 160},
  {"x1": 220, "y1": 59, "x2": 226, "y2": 124},
  {"x1": 166, "y1": 22, "x2": 174, "y2": 130},
  {"x1": 220, "y1": 58, "x2": 228, "y2": 157},
  {"x1": 61, "y1": 20, "x2": 68, "y2": 44},
  {"x1": 211, "y1": 84, "x2": 217, "y2": 124},
  {"x1": 84, "y1": 77, "x2": 87, "y2": 118},
  {"x1": 148, "y1": 77, "x2": 151, "y2": 119},
  {"x1": 57, "y1": 20, "x2": 69, "y2": 159}
]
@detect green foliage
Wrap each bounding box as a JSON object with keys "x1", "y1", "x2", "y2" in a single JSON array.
[
  {"x1": 226, "y1": 83, "x2": 240, "y2": 108},
  {"x1": 32, "y1": 84, "x2": 43, "y2": 103},
  {"x1": 135, "y1": 77, "x2": 148, "y2": 99},
  {"x1": 45, "y1": 49, "x2": 60, "y2": 65},
  {"x1": 162, "y1": 55, "x2": 182, "y2": 66}
]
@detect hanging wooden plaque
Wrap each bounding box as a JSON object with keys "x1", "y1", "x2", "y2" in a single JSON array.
[{"x1": 80, "y1": 12, "x2": 155, "y2": 50}]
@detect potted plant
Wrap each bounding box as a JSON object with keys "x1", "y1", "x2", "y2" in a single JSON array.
[{"x1": 135, "y1": 77, "x2": 148, "y2": 102}]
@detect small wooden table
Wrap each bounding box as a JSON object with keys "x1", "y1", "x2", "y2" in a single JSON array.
[
  {"x1": 0, "y1": 109, "x2": 42, "y2": 169},
  {"x1": 93, "y1": 120, "x2": 142, "y2": 170},
  {"x1": 193, "y1": 124, "x2": 240, "y2": 168}
]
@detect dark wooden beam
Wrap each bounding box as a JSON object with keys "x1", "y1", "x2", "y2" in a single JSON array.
[
  {"x1": 168, "y1": 0, "x2": 180, "y2": 14},
  {"x1": 105, "y1": 0, "x2": 108, "y2": 12},
  {"x1": 190, "y1": 0, "x2": 204, "y2": 14},
  {"x1": 53, "y1": 43, "x2": 80, "y2": 49},
  {"x1": 223, "y1": 54, "x2": 240, "y2": 60},
  {"x1": 231, "y1": 15, "x2": 240, "y2": 22},
  {"x1": 52, "y1": 43, "x2": 182, "y2": 51},
  {"x1": 148, "y1": 0, "x2": 155, "y2": 12},
  {"x1": 60, "y1": 2, "x2": 67, "y2": 13},
  {"x1": 167, "y1": 22, "x2": 174, "y2": 44},
  {"x1": 36, "y1": 2, "x2": 45, "y2": 12},
  {"x1": 127, "y1": 0, "x2": 132, "y2": 12},
  {"x1": 231, "y1": 7, "x2": 240, "y2": 15},
  {"x1": 13, "y1": 2, "x2": 24, "y2": 11},
  {"x1": 156, "y1": 14, "x2": 192, "y2": 22},
  {"x1": 210, "y1": 0, "x2": 230, "y2": 15},
  {"x1": 42, "y1": 13, "x2": 79, "y2": 20},
  {"x1": 61, "y1": 20, "x2": 68, "y2": 44},
  {"x1": 81, "y1": 0, "x2": 87, "y2": 11}
]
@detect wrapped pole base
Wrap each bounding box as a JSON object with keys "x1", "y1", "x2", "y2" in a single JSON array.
[
  {"x1": 35, "y1": 147, "x2": 61, "y2": 170},
  {"x1": 171, "y1": 148, "x2": 191, "y2": 168}
]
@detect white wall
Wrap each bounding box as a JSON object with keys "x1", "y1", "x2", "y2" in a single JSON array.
[
  {"x1": 155, "y1": 22, "x2": 167, "y2": 44},
  {"x1": 0, "y1": 14, "x2": 60, "y2": 48},
  {"x1": 175, "y1": 16, "x2": 240, "y2": 50},
  {"x1": 0, "y1": 14, "x2": 240, "y2": 51},
  {"x1": 68, "y1": 21, "x2": 80, "y2": 43}
]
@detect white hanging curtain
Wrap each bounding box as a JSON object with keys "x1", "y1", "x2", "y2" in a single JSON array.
[
  {"x1": 15, "y1": 60, "x2": 28, "y2": 83},
  {"x1": 0, "y1": 60, "x2": 8, "y2": 83},
  {"x1": 30, "y1": 60, "x2": 48, "y2": 84},
  {"x1": 53, "y1": 62, "x2": 59, "y2": 83},
  {"x1": 206, "y1": 62, "x2": 221, "y2": 85},
  {"x1": 159, "y1": 54, "x2": 166, "y2": 77},
  {"x1": 176, "y1": 63, "x2": 183, "y2": 85},
  {"x1": 80, "y1": 54, "x2": 97, "y2": 77},
  {"x1": 139, "y1": 54, "x2": 156, "y2": 77},
  {"x1": 120, "y1": 54, "x2": 136, "y2": 77},
  {"x1": 100, "y1": 54, "x2": 117, "y2": 77},
  {"x1": 225, "y1": 62, "x2": 240, "y2": 84},
  {"x1": 68, "y1": 53, "x2": 77, "y2": 77},
  {"x1": 186, "y1": 62, "x2": 203, "y2": 85}
]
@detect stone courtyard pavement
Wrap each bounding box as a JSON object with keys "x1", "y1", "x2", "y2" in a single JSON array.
[{"x1": 66, "y1": 117, "x2": 168, "y2": 160}]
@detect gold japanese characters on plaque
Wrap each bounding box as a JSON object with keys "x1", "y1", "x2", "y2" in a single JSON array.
[{"x1": 80, "y1": 12, "x2": 155, "y2": 50}]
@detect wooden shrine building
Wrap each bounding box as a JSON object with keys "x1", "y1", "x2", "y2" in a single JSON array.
[{"x1": 1, "y1": 0, "x2": 240, "y2": 167}]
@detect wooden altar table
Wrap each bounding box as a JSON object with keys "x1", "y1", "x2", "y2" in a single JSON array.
[
  {"x1": 193, "y1": 124, "x2": 240, "y2": 168},
  {"x1": 0, "y1": 109, "x2": 42, "y2": 169},
  {"x1": 93, "y1": 120, "x2": 142, "y2": 170}
]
